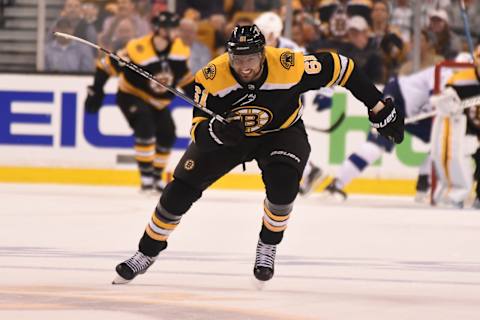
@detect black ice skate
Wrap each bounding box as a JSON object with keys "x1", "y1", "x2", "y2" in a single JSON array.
[
  {"x1": 414, "y1": 174, "x2": 430, "y2": 203},
  {"x1": 112, "y1": 251, "x2": 156, "y2": 284},
  {"x1": 324, "y1": 178, "x2": 347, "y2": 201},
  {"x1": 299, "y1": 164, "x2": 325, "y2": 195},
  {"x1": 253, "y1": 239, "x2": 277, "y2": 281}
]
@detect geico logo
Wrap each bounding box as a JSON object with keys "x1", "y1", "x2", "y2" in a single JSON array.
[{"x1": 0, "y1": 90, "x2": 191, "y2": 149}]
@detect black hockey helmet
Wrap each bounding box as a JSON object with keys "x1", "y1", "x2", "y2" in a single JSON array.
[
  {"x1": 227, "y1": 25, "x2": 266, "y2": 55},
  {"x1": 151, "y1": 11, "x2": 180, "y2": 31}
]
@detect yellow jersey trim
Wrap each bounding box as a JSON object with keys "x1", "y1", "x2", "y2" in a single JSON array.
[{"x1": 118, "y1": 74, "x2": 171, "y2": 109}]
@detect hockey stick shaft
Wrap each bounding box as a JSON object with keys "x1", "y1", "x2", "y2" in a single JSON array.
[
  {"x1": 305, "y1": 111, "x2": 346, "y2": 133},
  {"x1": 405, "y1": 94, "x2": 480, "y2": 124},
  {"x1": 459, "y1": 0, "x2": 475, "y2": 60},
  {"x1": 53, "y1": 32, "x2": 227, "y2": 123}
]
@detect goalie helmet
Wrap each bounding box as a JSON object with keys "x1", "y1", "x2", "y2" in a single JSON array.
[{"x1": 227, "y1": 25, "x2": 266, "y2": 55}]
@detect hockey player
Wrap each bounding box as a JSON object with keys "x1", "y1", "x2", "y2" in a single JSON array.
[
  {"x1": 311, "y1": 63, "x2": 453, "y2": 200},
  {"x1": 112, "y1": 25, "x2": 404, "y2": 284},
  {"x1": 84, "y1": 12, "x2": 194, "y2": 192},
  {"x1": 254, "y1": 11, "x2": 303, "y2": 52},
  {"x1": 430, "y1": 50, "x2": 480, "y2": 208}
]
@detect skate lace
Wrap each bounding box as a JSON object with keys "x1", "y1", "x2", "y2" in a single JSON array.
[
  {"x1": 255, "y1": 240, "x2": 276, "y2": 268},
  {"x1": 125, "y1": 251, "x2": 154, "y2": 273}
]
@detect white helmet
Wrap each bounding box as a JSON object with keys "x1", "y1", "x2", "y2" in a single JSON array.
[
  {"x1": 454, "y1": 52, "x2": 474, "y2": 64},
  {"x1": 254, "y1": 12, "x2": 283, "y2": 39}
]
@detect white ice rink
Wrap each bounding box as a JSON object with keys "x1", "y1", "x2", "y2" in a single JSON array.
[{"x1": 1, "y1": 183, "x2": 480, "y2": 320}]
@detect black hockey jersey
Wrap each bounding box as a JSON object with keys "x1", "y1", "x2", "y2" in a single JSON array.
[
  {"x1": 97, "y1": 34, "x2": 193, "y2": 109},
  {"x1": 190, "y1": 46, "x2": 382, "y2": 147}
]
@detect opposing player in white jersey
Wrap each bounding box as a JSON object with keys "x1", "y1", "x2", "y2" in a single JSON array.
[
  {"x1": 313, "y1": 63, "x2": 453, "y2": 200},
  {"x1": 254, "y1": 11, "x2": 304, "y2": 52}
]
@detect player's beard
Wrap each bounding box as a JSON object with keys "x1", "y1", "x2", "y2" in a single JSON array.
[
  {"x1": 236, "y1": 64, "x2": 263, "y2": 83},
  {"x1": 230, "y1": 52, "x2": 264, "y2": 83}
]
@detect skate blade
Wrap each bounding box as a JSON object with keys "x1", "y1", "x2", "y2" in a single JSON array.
[{"x1": 112, "y1": 275, "x2": 131, "y2": 285}]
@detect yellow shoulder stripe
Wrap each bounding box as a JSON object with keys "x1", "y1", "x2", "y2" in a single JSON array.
[
  {"x1": 169, "y1": 38, "x2": 190, "y2": 60},
  {"x1": 326, "y1": 52, "x2": 341, "y2": 87},
  {"x1": 195, "y1": 53, "x2": 240, "y2": 96},
  {"x1": 261, "y1": 47, "x2": 304, "y2": 89},
  {"x1": 339, "y1": 59, "x2": 354, "y2": 86},
  {"x1": 126, "y1": 34, "x2": 157, "y2": 66}
]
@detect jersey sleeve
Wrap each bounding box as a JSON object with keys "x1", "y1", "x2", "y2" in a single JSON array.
[
  {"x1": 301, "y1": 51, "x2": 383, "y2": 109},
  {"x1": 174, "y1": 60, "x2": 195, "y2": 99},
  {"x1": 189, "y1": 78, "x2": 226, "y2": 151},
  {"x1": 96, "y1": 47, "x2": 127, "y2": 76}
]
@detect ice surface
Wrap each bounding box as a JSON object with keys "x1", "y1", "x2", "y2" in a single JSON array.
[{"x1": 1, "y1": 184, "x2": 480, "y2": 320}]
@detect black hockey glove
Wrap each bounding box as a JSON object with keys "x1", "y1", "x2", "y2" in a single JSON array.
[
  {"x1": 208, "y1": 112, "x2": 245, "y2": 146},
  {"x1": 84, "y1": 85, "x2": 105, "y2": 113},
  {"x1": 368, "y1": 98, "x2": 404, "y2": 144}
]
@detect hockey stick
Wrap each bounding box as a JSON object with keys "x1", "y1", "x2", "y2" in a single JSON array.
[
  {"x1": 459, "y1": 0, "x2": 475, "y2": 60},
  {"x1": 53, "y1": 32, "x2": 227, "y2": 123},
  {"x1": 405, "y1": 94, "x2": 480, "y2": 124},
  {"x1": 305, "y1": 111, "x2": 346, "y2": 133}
]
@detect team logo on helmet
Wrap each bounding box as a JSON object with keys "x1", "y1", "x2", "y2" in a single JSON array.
[
  {"x1": 231, "y1": 106, "x2": 273, "y2": 135},
  {"x1": 202, "y1": 64, "x2": 216, "y2": 80},
  {"x1": 280, "y1": 51, "x2": 295, "y2": 69}
]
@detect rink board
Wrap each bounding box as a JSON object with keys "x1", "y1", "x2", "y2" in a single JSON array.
[{"x1": 0, "y1": 74, "x2": 429, "y2": 193}]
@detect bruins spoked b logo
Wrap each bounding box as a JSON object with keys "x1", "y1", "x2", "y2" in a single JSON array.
[
  {"x1": 202, "y1": 64, "x2": 216, "y2": 80},
  {"x1": 231, "y1": 106, "x2": 273, "y2": 135},
  {"x1": 280, "y1": 51, "x2": 295, "y2": 69}
]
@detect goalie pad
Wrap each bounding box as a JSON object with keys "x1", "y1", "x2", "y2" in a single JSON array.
[{"x1": 430, "y1": 113, "x2": 473, "y2": 205}]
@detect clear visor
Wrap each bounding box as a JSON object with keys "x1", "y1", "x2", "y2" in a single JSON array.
[{"x1": 229, "y1": 52, "x2": 263, "y2": 69}]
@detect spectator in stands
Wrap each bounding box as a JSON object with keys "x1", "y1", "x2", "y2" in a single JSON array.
[
  {"x1": 178, "y1": 18, "x2": 211, "y2": 73},
  {"x1": 98, "y1": 0, "x2": 150, "y2": 51},
  {"x1": 420, "y1": 0, "x2": 451, "y2": 27},
  {"x1": 291, "y1": 22, "x2": 305, "y2": 48},
  {"x1": 176, "y1": 0, "x2": 224, "y2": 19},
  {"x1": 135, "y1": 0, "x2": 152, "y2": 20},
  {"x1": 427, "y1": 9, "x2": 463, "y2": 59},
  {"x1": 209, "y1": 13, "x2": 228, "y2": 56},
  {"x1": 45, "y1": 18, "x2": 95, "y2": 73},
  {"x1": 82, "y1": 2, "x2": 102, "y2": 33},
  {"x1": 390, "y1": 0, "x2": 412, "y2": 43},
  {"x1": 231, "y1": 0, "x2": 282, "y2": 13},
  {"x1": 48, "y1": 0, "x2": 97, "y2": 44},
  {"x1": 370, "y1": 0, "x2": 405, "y2": 82},
  {"x1": 399, "y1": 29, "x2": 444, "y2": 75},
  {"x1": 345, "y1": 15, "x2": 384, "y2": 83},
  {"x1": 110, "y1": 17, "x2": 136, "y2": 51},
  {"x1": 301, "y1": 13, "x2": 324, "y2": 53},
  {"x1": 151, "y1": 0, "x2": 168, "y2": 15},
  {"x1": 310, "y1": 6, "x2": 353, "y2": 55},
  {"x1": 318, "y1": 0, "x2": 373, "y2": 26}
]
